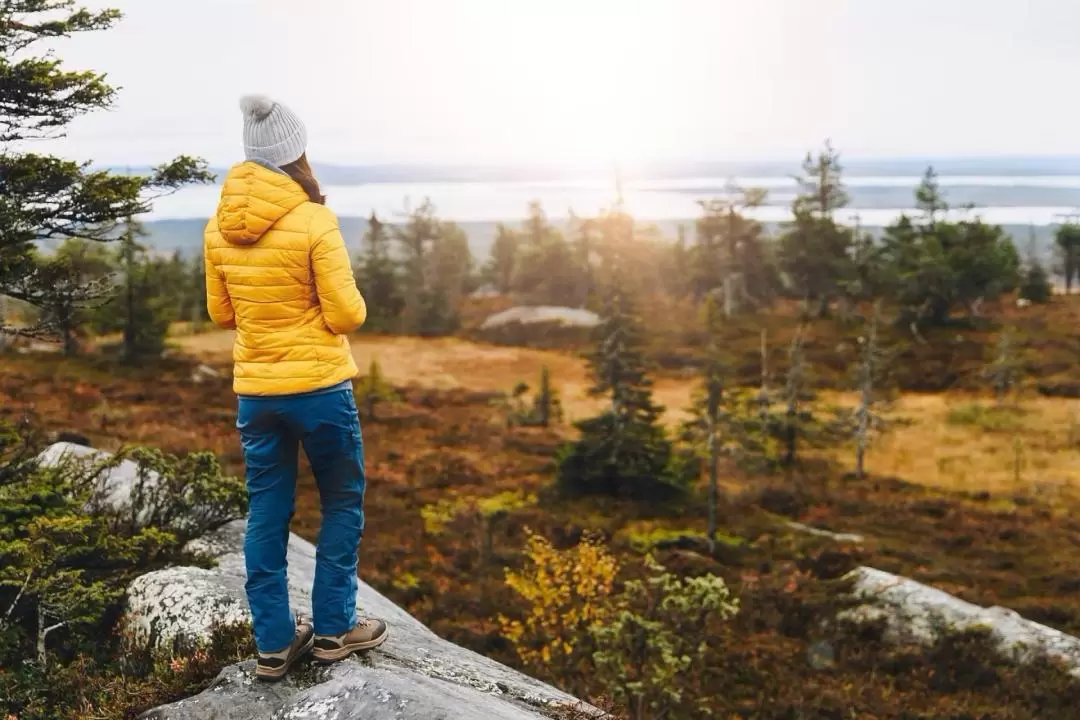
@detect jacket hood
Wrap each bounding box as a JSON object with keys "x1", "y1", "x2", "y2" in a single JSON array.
[{"x1": 215, "y1": 161, "x2": 309, "y2": 245}]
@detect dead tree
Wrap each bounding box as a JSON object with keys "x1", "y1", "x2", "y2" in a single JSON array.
[
  {"x1": 782, "y1": 324, "x2": 807, "y2": 467},
  {"x1": 854, "y1": 304, "x2": 881, "y2": 480}
]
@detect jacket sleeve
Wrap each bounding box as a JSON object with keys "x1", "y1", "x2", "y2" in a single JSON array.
[
  {"x1": 310, "y1": 209, "x2": 367, "y2": 334},
  {"x1": 204, "y1": 249, "x2": 236, "y2": 330}
]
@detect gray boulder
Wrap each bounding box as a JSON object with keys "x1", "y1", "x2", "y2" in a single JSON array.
[
  {"x1": 38, "y1": 443, "x2": 599, "y2": 720},
  {"x1": 480, "y1": 306, "x2": 600, "y2": 331},
  {"x1": 842, "y1": 566, "x2": 1080, "y2": 678},
  {"x1": 37, "y1": 441, "x2": 161, "y2": 525},
  {"x1": 135, "y1": 520, "x2": 598, "y2": 719}
]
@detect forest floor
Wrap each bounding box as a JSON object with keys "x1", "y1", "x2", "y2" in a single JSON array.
[{"x1": 7, "y1": 303, "x2": 1080, "y2": 717}]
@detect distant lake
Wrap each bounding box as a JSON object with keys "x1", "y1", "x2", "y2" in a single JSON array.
[{"x1": 150, "y1": 175, "x2": 1080, "y2": 228}]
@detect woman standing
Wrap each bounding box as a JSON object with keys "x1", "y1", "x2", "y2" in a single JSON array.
[{"x1": 204, "y1": 95, "x2": 387, "y2": 682}]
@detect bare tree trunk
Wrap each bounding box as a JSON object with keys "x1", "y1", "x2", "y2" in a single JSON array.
[
  {"x1": 36, "y1": 605, "x2": 66, "y2": 667},
  {"x1": 707, "y1": 413, "x2": 718, "y2": 542},
  {"x1": 0, "y1": 294, "x2": 7, "y2": 352},
  {"x1": 855, "y1": 306, "x2": 879, "y2": 480},
  {"x1": 758, "y1": 329, "x2": 769, "y2": 438},
  {"x1": 783, "y1": 325, "x2": 806, "y2": 467}
]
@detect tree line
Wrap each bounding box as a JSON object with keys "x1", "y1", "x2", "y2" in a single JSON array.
[
  {"x1": 12, "y1": 140, "x2": 1075, "y2": 356},
  {"x1": 359, "y1": 142, "x2": 1072, "y2": 341}
]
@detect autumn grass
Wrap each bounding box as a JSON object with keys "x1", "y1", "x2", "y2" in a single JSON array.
[
  {"x1": 12, "y1": 316, "x2": 1080, "y2": 716},
  {"x1": 175, "y1": 329, "x2": 697, "y2": 426},
  {"x1": 9, "y1": 346, "x2": 1080, "y2": 716},
  {"x1": 820, "y1": 391, "x2": 1080, "y2": 496}
]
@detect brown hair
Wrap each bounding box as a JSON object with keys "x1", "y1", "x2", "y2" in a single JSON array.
[{"x1": 280, "y1": 153, "x2": 325, "y2": 205}]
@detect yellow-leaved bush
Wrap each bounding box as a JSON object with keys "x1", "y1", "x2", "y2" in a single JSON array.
[
  {"x1": 500, "y1": 528, "x2": 739, "y2": 718},
  {"x1": 498, "y1": 529, "x2": 620, "y2": 689}
]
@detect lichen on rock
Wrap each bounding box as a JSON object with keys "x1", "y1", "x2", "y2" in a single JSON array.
[{"x1": 38, "y1": 443, "x2": 602, "y2": 720}]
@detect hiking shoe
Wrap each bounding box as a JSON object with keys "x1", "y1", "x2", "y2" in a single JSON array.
[
  {"x1": 256, "y1": 618, "x2": 314, "y2": 682},
  {"x1": 312, "y1": 618, "x2": 389, "y2": 663}
]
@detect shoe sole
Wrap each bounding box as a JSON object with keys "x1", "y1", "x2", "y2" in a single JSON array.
[
  {"x1": 312, "y1": 625, "x2": 389, "y2": 663},
  {"x1": 256, "y1": 634, "x2": 315, "y2": 682}
]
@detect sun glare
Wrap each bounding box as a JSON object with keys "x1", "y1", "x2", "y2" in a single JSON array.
[{"x1": 458, "y1": 1, "x2": 700, "y2": 169}]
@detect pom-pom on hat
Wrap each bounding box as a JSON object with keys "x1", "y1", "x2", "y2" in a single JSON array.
[{"x1": 239, "y1": 94, "x2": 308, "y2": 167}]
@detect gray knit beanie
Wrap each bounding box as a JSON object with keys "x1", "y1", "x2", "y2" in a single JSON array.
[{"x1": 239, "y1": 94, "x2": 307, "y2": 168}]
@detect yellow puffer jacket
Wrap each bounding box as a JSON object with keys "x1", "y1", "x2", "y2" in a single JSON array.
[{"x1": 203, "y1": 161, "x2": 367, "y2": 396}]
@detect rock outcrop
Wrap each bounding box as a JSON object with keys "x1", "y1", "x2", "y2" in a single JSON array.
[
  {"x1": 479, "y1": 307, "x2": 600, "y2": 331},
  {"x1": 38, "y1": 441, "x2": 161, "y2": 524},
  {"x1": 842, "y1": 566, "x2": 1080, "y2": 678},
  {"x1": 38, "y1": 443, "x2": 601, "y2": 720}
]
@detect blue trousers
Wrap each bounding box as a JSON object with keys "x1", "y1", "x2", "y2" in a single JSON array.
[{"x1": 237, "y1": 383, "x2": 366, "y2": 652}]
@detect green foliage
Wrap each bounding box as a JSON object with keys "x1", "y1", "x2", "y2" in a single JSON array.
[
  {"x1": 532, "y1": 366, "x2": 563, "y2": 427},
  {"x1": 1, "y1": 620, "x2": 254, "y2": 720},
  {"x1": 498, "y1": 367, "x2": 564, "y2": 428},
  {"x1": 393, "y1": 200, "x2": 472, "y2": 336},
  {"x1": 945, "y1": 402, "x2": 1026, "y2": 433},
  {"x1": 879, "y1": 170, "x2": 1021, "y2": 327},
  {"x1": 511, "y1": 202, "x2": 582, "y2": 305},
  {"x1": 422, "y1": 490, "x2": 537, "y2": 536},
  {"x1": 0, "y1": 425, "x2": 246, "y2": 669},
  {"x1": 558, "y1": 284, "x2": 682, "y2": 501},
  {"x1": 501, "y1": 531, "x2": 738, "y2": 720},
  {"x1": 591, "y1": 555, "x2": 738, "y2": 720},
  {"x1": 1019, "y1": 259, "x2": 1053, "y2": 304},
  {"x1": 25, "y1": 243, "x2": 113, "y2": 355},
  {"x1": 692, "y1": 188, "x2": 779, "y2": 310},
  {"x1": 1054, "y1": 223, "x2": 1080, "y2": 293},
  {"x1": 777, "y1": 143, "x2": 855, "y2": 316},
  {"x1": 0, "y1": 2, "x2": 212, "y2": 340},
  {"x1": 357, "y1": 212, "x2": 405, "y2": 332},
  {"x1": 354, "y1": 358, "x2": 398, "y2": 420},
  {"x1": 116, "y1": 218, "x2": 171, "y2": 363},
  {"x1": 484, "y1": 222, "x2": 520, "y2": 294}
]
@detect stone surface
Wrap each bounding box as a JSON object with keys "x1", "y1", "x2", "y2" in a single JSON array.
[
  {"x1": 480, "y1": 306, "x2": 600, "y2": 330},
  {"x1": 842, "y1": 566, "x2": 1080, "y2": 678},
  {"x1": 37, "y1": 444, "x2": 598, "y2": 719},
  {"x1": 135, "y1": 520, "x2": 599, "y2": 719},
  {"x1": 38, "y1": 442, "x2": 161, "y2": 525}
]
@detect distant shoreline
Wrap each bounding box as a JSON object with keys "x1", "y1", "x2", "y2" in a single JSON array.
[{"x1": 106, "y1": 155, "x2": 1080, "y2": 185}]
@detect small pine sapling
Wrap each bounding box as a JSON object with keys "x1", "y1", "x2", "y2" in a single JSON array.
[{"x1": 355, "y1": 358, "x2": 398, "y2": 420}]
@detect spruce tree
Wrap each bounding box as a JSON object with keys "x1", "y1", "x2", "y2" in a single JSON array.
[
  {"x1": 1019, "y1": 228, "x2": 1053, "y2": 304},
  {"x1": 693, "y1": 186, "x2": 777, "y2": 311},
  {"x1": 777, "y1": 141, "x2": 854, "y2": 317},
  {"x1": 915, "y1": 166, "x2": 948, "y2": 221},
  {"x1": 511, "y1": 202, "x2": 577, "y2": 305},
  {"x1": 355, "y1": 358, "x2": 398, "y2": 420},
  {"x1": 557, "y1": 281, "x2": 679, "y2": 501},
  {"x1": 0, "y1": 2, "x2": 211, "y2": 341},
  {"x1": 421, "y1": 220, "x2": 472, "y2": 335},
  {"x1": 530, "y1": 366, "x2": 563, "y2": 427},
  {"x1": 393, "y1": 200, "x2": 441, "y2": 335},
  {"x1": 118, "y1": 218, "x2": 169, "y2": 364},
  {"x1": 880, "y1": 167, "x2": 1021, "y2": 327},
  {"x1": 484, "y1": 223, "x2": 520, "y2": 295},
  {"x1": 358, "y1": 212, "x2": 404, "y2": 332},
  {"x1": 1055, "y1": 223, "x2": 1080, "y2": 294},
  {"x1": 32, "y1": 238, "x2": 113, "y2": 355}
]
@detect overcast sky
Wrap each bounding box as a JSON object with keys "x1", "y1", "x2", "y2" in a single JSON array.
[{"x1": 33, "y1": 0, "x2": 1080, "y2": 168}]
